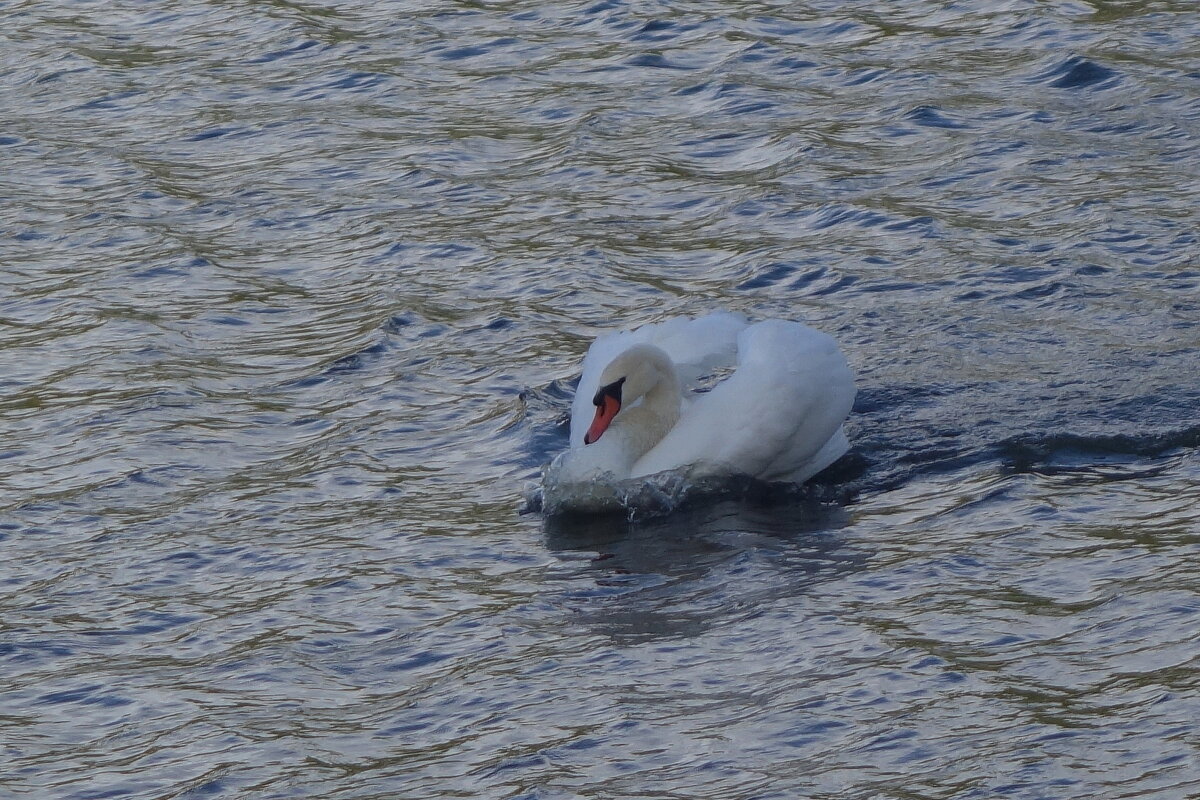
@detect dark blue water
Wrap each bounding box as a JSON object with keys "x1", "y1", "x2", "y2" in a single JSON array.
[{"x1": 3, "y1": 1, "x2": 1199, "y2": 798}]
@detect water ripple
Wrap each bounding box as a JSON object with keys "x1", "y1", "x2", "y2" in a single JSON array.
[{"x1": 3, "y1": 0, "x2": 1199, "y2": 797}]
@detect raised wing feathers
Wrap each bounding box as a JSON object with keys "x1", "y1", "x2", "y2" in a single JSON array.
[{"x1": 630, "y1": 320, "x2": 856, "y2": 481}]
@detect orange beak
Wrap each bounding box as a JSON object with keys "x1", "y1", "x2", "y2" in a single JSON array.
[{"x1": 584, "y1": 394, "x2": 620, "y2": 445}]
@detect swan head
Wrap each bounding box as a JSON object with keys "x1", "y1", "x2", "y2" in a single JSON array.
[{"x1": 583, "y1": 344, "x2": 678, "y2": 446}]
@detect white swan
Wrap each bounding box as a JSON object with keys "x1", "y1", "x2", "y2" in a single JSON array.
[{"x1": 544, "y1": 312, "x2": 856, "y2": 505}]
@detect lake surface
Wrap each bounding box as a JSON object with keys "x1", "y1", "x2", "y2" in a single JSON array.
[{"x1": 3, "y1": 0, "x2": 1199, "y2": 797}]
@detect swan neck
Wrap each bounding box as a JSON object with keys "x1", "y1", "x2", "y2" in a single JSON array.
[
  {"x1": 608, "y1": 370, "x2": 680, "y2": 465},
  {"x1": 641, "y1": 376, "x2": 681, "y2": 423}
]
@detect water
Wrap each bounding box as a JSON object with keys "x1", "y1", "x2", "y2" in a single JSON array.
[{"x1": 2, "y1": 0, "x2": 1198, "y2": 797}]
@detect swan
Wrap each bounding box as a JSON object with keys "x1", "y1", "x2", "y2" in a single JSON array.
[{"x1": 543, "y1": 312, "x2": 856, "y2": 508}]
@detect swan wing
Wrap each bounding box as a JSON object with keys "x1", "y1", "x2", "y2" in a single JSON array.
[
  {"x1": 569, "y1": 311, "x2": 748, "y2": 448},
  {"x1": 630, "y1": 320, "x2": 856, "y2": 482}
]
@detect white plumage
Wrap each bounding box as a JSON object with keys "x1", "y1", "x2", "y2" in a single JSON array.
[{"x1": 554, "y1": 311, "x2": 856, "y2": 490}]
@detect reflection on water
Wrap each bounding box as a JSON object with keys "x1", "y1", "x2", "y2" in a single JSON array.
[
  {"x1": 3, "y1": 0, "x2": 1199, "y2": 797},
  {"x1": 546, "y1": 497, "x2": 862, "y2": 642}
]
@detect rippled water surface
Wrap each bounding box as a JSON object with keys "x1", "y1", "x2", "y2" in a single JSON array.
[{"x1": 3, "y1": 0, "x2": 1199, "y2": 797}]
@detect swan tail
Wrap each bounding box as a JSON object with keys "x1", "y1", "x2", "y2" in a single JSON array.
[{"x1": 781, "y1": 425, "x2": 849, "y2": 484}]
